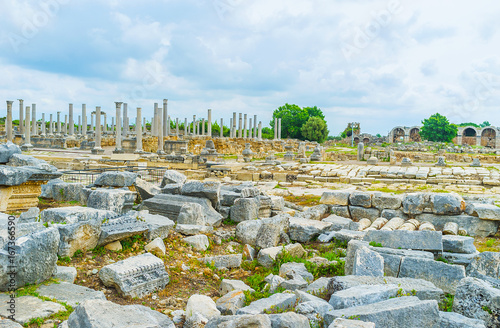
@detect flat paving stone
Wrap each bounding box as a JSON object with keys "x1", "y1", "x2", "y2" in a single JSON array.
[
  {"x1": 36, "y1": 282, "x2": 106, "y2": 307},
  {"x1": 0, "y1": 294, "x2": 65, "y2": 325}
]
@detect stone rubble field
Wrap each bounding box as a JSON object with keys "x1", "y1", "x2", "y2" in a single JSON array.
[{"x1": 0, "y1": 147, "x2": 500, "y2": 327}]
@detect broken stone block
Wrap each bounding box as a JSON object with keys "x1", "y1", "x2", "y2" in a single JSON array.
[
  {"x1": 324, "y1": 296, "x2": 440, "y2": 328},
  {"x1": 97, "y1": 215, "x2": 148, "y2": 246},
  {"x1": 0, "y1": 319, "x2": 23, "y2": 327},
  {"x1": 134, "y1": 178, "x2": 160, "y2": 201},
  {"x1": 0, "y1": 295, "x2": 65, "y2": 325},
  {"x1": 453, "y1": 277, "x2": 500, "y2": 328},
  {"x1": 467, "y1": 203, "x2": 500, "y2": 220},
  {"x1": 67, "y1": 299, "x2": 175, "y2": 327},
  {"x1": 236, "y1": 292, "x2": 297, "y2": 315},
  {"x1": 320, "y1": 190, "x2": 351, "y2": 206},
  {"x1": 442, "y1": 251, "x2": 479, "y2": 266},
  {"x1": 40, "y1": 206, "x2": 117, "y2": 224},
  {"x1": 86, "y1": 188, "x2": 136, "y2": 214},
  {"x1": 363, "y1": 230, "x2": 443, "y2": 252},
  {"x1": 268, "y1": 312, "x2": 310, "y2": 327},
  {"x1": 439, "y1": 311, "x2": 486, "y2": 328},
  {"x1": 0, "y1": 227, "x2": 59, "y2": 291},
  {"x1": 236, "y1": 219, "x2": 263, "y2": 245},
  {"x1": 241, "y1": 187, "x2": 260, "y2": 198},
  {"x1": 442, "y1": 235, "x2": 476, "y2": 254},
  {"x1": 140, "y1": 212, "x2": 175, "y2": 241},
  {"x1": 143, "y1": 194, "x2": 222, "y2": 227},
  {"x1": 288, "y1": 217, "x2": 333, "y2": 243},
  {"x1": 216, "y1": 290, "x2": 246, "y2": 315},
  {"x1": 36, "y1": 282, "x2": 106, "y2": 307},
  {"x1": 322, "y1": 215, "x2": 358, "y2": 232},
  {"x1": 398, "y1": 257, "x2": 466, "y2": 294},
  {"x1": 295, "y1": 204, "x2": 330, "y2": 221},
  {"x1": 352, "y1": 246, "x2": 384, "y2": 277},
  {"x1": 57, "y1": 218, "x2": 102, "y2": 257},
  {"x1": 99, "y1": 253, "x2": 170, "y2": 298},
  {"x1": 331, "y1": 205, "x2": 351, "y2": 218},
  {"x1": 186, "y1": 294, "x2": 220, "y2": 321},
  {"x1": 94, "y1": 171, "x2": 139, "y2": 188},
  {"x1": 230, "y1": 198, "x2": 259, "y2": 222},
  {"x1": 466, "y1": 252, "x2": 500, "y2": 288},
  {"x1": 280, "y1": 275, "x2": 308, "y2": 291},
  {"x1": 198, "y1": 254, "x2": 242, "y2": 269},
  {"x1": 332, "y1": 229, "x2": 366, "y2": 243},
  {"x1": 327, "y1": 275, "x2": 444, "y2": 302},
  {"x1": 329, "y1": 284, "x2": 400, "y2": 310},
  {"x1": 175, "y1": 224, "x2": 213, "y2": 236},
  {"x1": 0, "y1": 143, "x2": 21, "y2": 164},
  {"x1": 369, "y1": 247, "x2": 434, "y2": 277},
  {"x1": 104, "y1": 240, "x2": 122, "y2": 251},
  {"x1": 220, "y1": 279, "x2": 255, "y2": 295},
  {"x1": 55, "y1": 266, "x2": 77, "y2": 283},
  {"x1": 255, "y1": 214, "x2": 290, "y2": 249},
  {"x1": 177, "y1": 203, "x2": 206, "y2": 225},
  {"x1": 257, "y1": 243, "x2": 306, "y2": 268},
  {"x1": 415, "y1": 213, "x2": 498, "y2": 238},
  {"x1": 243, "y1": 244, "x2": 256, "y2": 261},
  {"x1": 349, "y1": 191, "x2": 372, "y2": 208},
  {"x1": 181, "y1": 180, "x2": 221, "y2": 207},
  {"x1": 349, "y1": 206, "x2": 380, "y2": 221},
  {"x1": 144, "y1": 237, "x2": 166, "y2": 256},
  {"x1": 402, "y1": 193, "x2": 429, "y2": 215},
  {"x1": 51, "y1": 182, "x2": 84, "y2": 202},
  {"x1": 205, "y1": 314, "x2": 271, "y2": 328},
  {"x1": 161, "y1": 183, "x2": 182, "y2": 195},
  {"x1": 330, "y1": 318, "x2": 376, "y2": 327},
  {"x1": 305, "y1": 277, "x2": 331, "y2": 296},
  {"x1": 183, "y1": 234, "x2": 209, "y2": 251},
  {"x1": 160, "y1": 169, "x2": 187, "y2": 188},
  {"x1": 279, "y1": 262, "x2": 314, "y2": 282},
  {"x1": 371, "y1": 193, "x2": 402, "y2": 210},
  {"x1": 18, "y1": 207, "x2": 40, "y2": 223}
]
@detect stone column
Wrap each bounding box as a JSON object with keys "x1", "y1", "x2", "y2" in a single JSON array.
[
  {"x1": 48, "y1": 114, "x2": 53, "y2": 137},
  {"x1": 69, "y1": 103, "x2": 74, "y2": 136},
  {"x1": 220, "y1": 118, "x2": 224, "y2": 138},
  {"x1": 157, "y1": 105, "x2": 163, "y2": 154},
  {"x1": 192, "y1": 115, "x2": 196, "y2": 135},
  {"x1": 103, "y1": 114, "x2": 107, "y2": 134},
  {"x1": 202, "y1": 118, "x2": 205, "y2": 136},
  {"x1": 184, "y1": 118, "x2": 188, "y2": 137},
  {"x1": 243, "y1": 114, "x2": 247, "y2": 138},
  {"x1": 77, "y1": 115, "x2": 81, "y2": 136},
  {"x1": 229, "y1": 118, "x2": 233, "y2": 137},
  {"x1": 31, "y1": 104, "x2": 37, "y2": 136},
  {"x1": 167, "y1": 115, "x2": 171, "y2": 136},
  {"x1": 163, "y1": 99, "x2": 168, "y2": 137},
  {"x1": 238, "y1": 113, "x2": 242, "y2": 138},
  {"x1": 6, "y1": 101, "x2": 13, "y2": 142},
  {"x1": 207, "y1": 109, "x2": 212, "y2": 137},
  {"x1": 123, "y1": 103, "x2": 128, "y2": 137},
  {"x1": 153, "y1": 103, "x2": 158, "y2": 137},
  {"x1": 143, "y1": 118, "x2": 146, "y2": 134},
  {"x1": 18, "y1": 99, "x2": 24, "y2": 134},
  {"x1": 57, "y1": 111, "x2": 61, "y2": 136},
  {"x1": 135, "y1": 107, "x2": 142, "y2": 153},
  {"x1": 258, "y1": 121, "x2": 262, "y2": 140},
  {"x1": 274, "y1": 118, "x2": 278, "y2": 140},
  {"x1": 176, "y1": 118, "x2": 179, "y2": 137},
  {"x1": 22, "y1": 106, "x2": 33, "y2": 150},
  {"x1": 253, "y1": 115, "x2": 257, "y2": 138},
  {"x1": 64, "y1": 115, "x2": 68, "y2": 136},
  {"x1": 40, "y1": 113, "x2": 45, "y2": 137},
  {"x1": 82, "y1": 104, "x2": 87, "y2": 138},
  {"x1": 249, "y1": 118, "x2": 252, "y2": 140},
  {"x1": 278, "y1": 118, "x2": 282, "y2": 140},
  {"x1": 232, "y1": 112, "x2": 236, "y2": 137},
  {"x1": 92, "y1": 106, "x2": 104, "y2": 154},
  {"x1": 114, "y1": 102, "x2": 123, "y2": 153}
]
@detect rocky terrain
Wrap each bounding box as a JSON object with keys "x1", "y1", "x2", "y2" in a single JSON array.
[{"x1": 0, "y1": 144, "x2": 499, "y2": 328}]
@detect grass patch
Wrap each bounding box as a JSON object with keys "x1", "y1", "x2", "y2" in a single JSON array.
[
  {"x1": 439, "y1": 294, "x2": 455, "y2": 312},
  {"x1": 436, "y1": 256, "x2": 449, "y2": 264},
  {"x1": 369, "y1": 241, "x2": 382, "y2": 248},
  {"x1": 283, "y1": 195, "x2": 322, "y2": 207}
]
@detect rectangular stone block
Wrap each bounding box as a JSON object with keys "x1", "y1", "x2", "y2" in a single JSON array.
[
  {"x1": 442, "y1": 235, "x2": 476, "y2": 254},
  {"x1": 363, "y1": 230, "x2": 443, "y2": 252}
]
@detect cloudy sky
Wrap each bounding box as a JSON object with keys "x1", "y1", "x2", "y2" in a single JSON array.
[{"x1": 1, "y1": 0, "x2": 499, "y2": 135}]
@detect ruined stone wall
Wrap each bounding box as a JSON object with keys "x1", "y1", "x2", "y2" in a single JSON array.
[{"x1": 392, "y1": 151, "x2": 500, "y2": 163}]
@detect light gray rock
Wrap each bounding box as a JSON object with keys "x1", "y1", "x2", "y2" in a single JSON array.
[
  {"x1": 161, "y1": 183, "x2": 182, "y2": 195},
  {"x1": 177, "y1": 203, "x2": 206, "y2": 225},
  {"x1": 328, "y1": 284, "x2": 400, "y2": 310},
  {"x1": 268, "y1": 312, "x2": 310, "y2": 328},
  {"x1": 442, "y1": 251, "x2": 480, "y2": 266},
  {"x1": 205, "y1": 314, "x2": 271, "y2": 328},
  {"x1": 55, "y1": 266, "x2": 77, "y2": 283},
  {"x1": 67, "y1": 299, "x2": 175, "y2": 328},
  {"x1": 50, "y1": 182, "x2": 84, "y2": 202},
  {"x1": 175, "y1": 224, "x2": 213, "y2": 236},
  {"x1": 143, "y1": 194, "x2": 223, "y2": 227},
  {"x1": 57, "y1": 217, "x2": 102, "y2": 257},
  {"x1": 230, "y1": 198, "x2": 260, "y2": 223},
  {"x1": 241, "y1": 187, "x2": 260, "y2": 198},
  {"x1": 220, "y1": 279, "x2": 255, "y2": 295},
  {"x1": 0, "y1": 143, "x2": 21, "y2": 164},
  {"x1": 430, "y1": 193, "x2": 465, "y2": 215},
  {"x1": 256, "y1": 215, "x2": 290, "y2": 249},
  {"x1": 257, "y1": 243, "x2": 306, "y2": 268},
  {"x1": 468, "y1": 203, "x2": 500, "y2": 220},
  {"x1": 0, "y1": 166, "x2": 33, "y2": 186},
  {"x1": 185, "y1": 294, "x2": 221, "y2": 320},
  {"x1": 8, "y1": 153, "x2": 57, "y2": 171},
  {"x1": 0, "y1": 227, "x2": 59, "y2": 291},
  {"x1": 160, "y1": 170, "x2": 187, "y2": 188},
  {"x1": 134, "y1": 178, "x2": 161, "y2": 201},
  {"x1": 86, "y1": 188, "x2": 136, "y2": 214},
  {"x1": 97, "y1": 215, "x2": 148, "y2": 246},
  {"x1": 369, "y1": 247, "x2": 434, "y2": 277},
  {"x1": 322, "y1": 215, "x2": 358, "y2": 232},
  {"x1": 332, "y1": 229, "x2": 366, "y2": 243},
  {"x1": 236, "y1": 292, "x2": 297, "y2": 315},
  {"x1": 198, "y1": 254, "x2": 242, "y2": 269},
  {"x1": 296, "y1": 300, "x2": 333, "y2": 326},
  {"x1": 18, "y1": 207, "x2": 40, "y2": 223},
  {"x1": 439, "y1": 311, "x2": 486, "y2": 328},
  {"x1": 183, "y1": 234, "x2": 209, "y2": 251},
  {"x1": 216, "y1": 290, "x2": 246, "y2": 315},
  {"x1": 402, "y1": 193, "x2": 430, "y2": 215},
  {"x1": 40, "y1": 206, "x2": 118, "y2": 224},
  {"x1": 453, "y1": 277, "x2": 500, "y2": 328},
  {"x1": 324, "y1": 296, "x2": 440, "y2": 328},
  {"x1": 349, "y1": 191, "x2": 372, "y2": 208},
  {"x1": 220, "y1": 190, "x2": 241, "y2": 207},
  {"x1": 331, "y1": 205, "x2": 351, "y2": 218},
  {"x1": 140, "y1": 212, "x2": 175, "y2": 241},
  {"x1": 352, "y1": 246, "x2": 384, "y2": 277},
  {"x1": 320, "y1": 190, "x2": 352, "y2": 206},
  {"x1": 327, "y1": 275, "x2": 444, "y2": 302},
  {"x1": 398, "y1": 257, "x2": 466, "y2": 294},
  {"x1": 181, "y1": 180, "x2": 221, "y2": 207},
  {"x1": 36, "y1": 282, "x2": 106, "y2": 307},
  {"x1": 442, "y1": 235, "x2": 476, "y2": 254},
  {"x1": 266, "y1": 274, "x2": 286, "y2": 293},
  {"x1": 236, "y1": 220, "x2": 263, "y2": 245},
  {"x1": 0, "y1": 295, "x2": 65, "y2": 325},
  {"x1": 466, "y1": 252, "x2": 500, "y2": 288},
  {"x1": 99, "y1": 253, "x2": 169, "y2": 298},
  {"x1": 0, "y1": 319, "x2": 23, "y2": 328},
  {"x1": 380, "y1": 209, "x2": 408, "y2": 220},
  {"x1": 40, "y1": 178, "x2": 64, "y2": 198},
  {"x1": 271, "y1": 196, "x2": 285, "y2": 211},
  {"x1": 329, "y1": 318, "x2": 375, "y2": 327},
  {"x1": 296, "y1": 204, "x2": 330, "y2": 221},
  {"x1": 305, "y1": 277, "x2": 331, "y2": 296},
  {"x1": 415, "y1": 213, "x2": 499, "y2": 238},
  {"x1": 363, "y1": 230, "x2": 443, "y2": 252},
  {"x1": 145, "y1": 237, "x2": 166, "y2": 255},
  {"x1": 371, "y1": 193, "x2": 402, "y2": 210},
  {"x1": 349, "y1": 206, "x2": 380, "y2": 221},
  {"x1": 93, "y1": 171, "x2": 138, "y2": 187},
  {"x1": 345, "y1": 240, "x2": 369, "y2": 276},
  {"x1": 289, "y1": 217, "x2": 332, "y2": 243},
  {"x1": 279, "y1": 262, "x2": 314, "y2": 282}
]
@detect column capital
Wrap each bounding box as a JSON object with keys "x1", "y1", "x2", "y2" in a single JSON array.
[
  {"x1": 6, "y1": 100, "x2": 13, "y2": 105},
  {"x1": 18, "y1": 99, "x2": 23, "y2": 102},
  {"x1": 163, "y1": 99, "x2": 168, "y2": 103},
  {"x1": 115, "y1": 102, "x2": 123, "y2": 107}
]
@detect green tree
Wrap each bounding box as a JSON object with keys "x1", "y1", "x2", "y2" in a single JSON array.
[
  {"x1": 301, "y1": 116, "x2": 329, "y2": 143},
  {"x1": 304, "y1": 106, "x2": 325, "y2": 120},
  {"x1": 480, "y1": 121, "x2": 491, "y2": 127},
  {"x1": 271, "y1": 104, "x2": 327, "y2": 140},
  {"x1": 419, "y1": 113, "x2": 458, "y2": 142}
]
